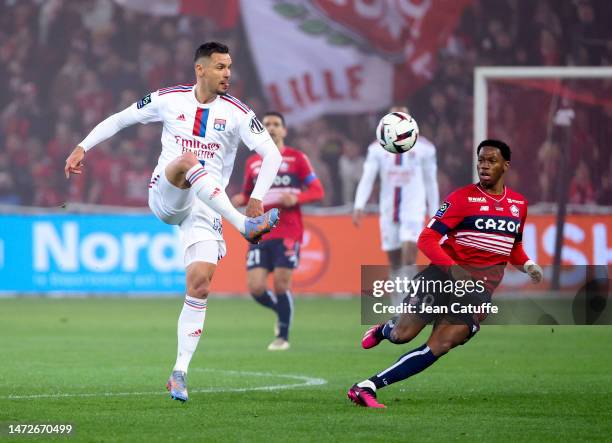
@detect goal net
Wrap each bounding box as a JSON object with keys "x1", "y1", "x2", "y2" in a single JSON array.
[
  {"x1": 474, "y1": 67, "x2": 612, "y2": 296},
  {"x1": 473, "y1": 67, "x2": 612, "y2": 210}
]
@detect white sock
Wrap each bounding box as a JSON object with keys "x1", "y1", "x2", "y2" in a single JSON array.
[
  {"x1": 185, "y1": 164, "x2": 247, "y2": 233},
  {"x1": 389, "y1": 267, "x2": 404, "y2": 308},
  {"x1": 391, "y1": 265, "x2": 418, "y2": 308},
  {"x1": 357, "y1": 379, "x2": 377, "y2": 392},
  {"x1": 173, "y1": 295, "x2": 207, "y2": 373},
  {"x1": 399, "y1": 265, "x2": 418, "y2": 280}
]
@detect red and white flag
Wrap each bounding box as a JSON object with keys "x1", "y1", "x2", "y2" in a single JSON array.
[
  {"x1": 114, "y1": 0, "x2": 238, "y2": 28},
  {"x1": 241, "y1": 0, "x2": 471, "y2": 125}
]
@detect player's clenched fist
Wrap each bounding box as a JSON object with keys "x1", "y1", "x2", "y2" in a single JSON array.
[
  {"x1": 524, "y1": 260, "x2": 543, "y2": 284},
  {"x1": 65, "y1": 146, "x2": 86, "y2": 178}
]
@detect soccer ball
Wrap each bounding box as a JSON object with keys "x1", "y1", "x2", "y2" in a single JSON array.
[{"x1": 376, "y1": 112, "x2": 419, "y2": 154}]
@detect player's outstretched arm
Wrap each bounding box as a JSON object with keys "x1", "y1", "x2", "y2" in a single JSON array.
[
  {"x1": 295, "y1": 177, "x2": 324, "y2": 205},
  {"x1": 353, "y1": 146, "x2": 380, "y2": 222},
  {"x1": 65, "y1": 92, "x2": 161, "y2": 178},
  {"x1": 65, "y1": 146, "x2": 86, "y2": 178},
  {"x1": 249, "y1": 140, "x2": 282, "y2": 213},
  {"x1": 417, "y1": 227, "x2": 456, "y2": 267},
  {"x1": 78, "y1": 105, "x2": 148, "y2": 152},
  {"x1": 509, "y1": 205, "x2": 542, "y2": 283},
  {"x1": 418, "y1": 229, "x2": 475, "y2": 281}
]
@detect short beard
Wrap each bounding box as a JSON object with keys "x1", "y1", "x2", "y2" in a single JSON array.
[{"x1": 479, "y1": 178, "x2": 500, "y2": 189}]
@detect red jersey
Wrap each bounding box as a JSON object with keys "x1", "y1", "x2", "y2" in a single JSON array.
[
  {"x1": 420, "y1": 184, "x2": 529, "y2": 291},
  {"x1": 242, "y1": 146, "x2": 321, "y2": 242}
]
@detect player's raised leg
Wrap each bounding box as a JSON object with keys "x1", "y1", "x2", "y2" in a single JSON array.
[
  {"x1": 167, "y1": 242, "x2": 217, "y2": 402},
  {"x1": 370, "y1": 320, "x2": 469, "y2": 389},
  {"x1": 362, "y1": 302, "x2": 426, "y2": 349},
  {"x1": 165, "y1": 153, "x2": 279, "y2": 241}
]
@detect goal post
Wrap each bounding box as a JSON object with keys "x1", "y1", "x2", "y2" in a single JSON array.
[
  {"x1": 473, "y1": 66, "x2": 612, "y2": 285},
  {"x1": 473, "y1": 66, "x2": 612, "y2": 183}
]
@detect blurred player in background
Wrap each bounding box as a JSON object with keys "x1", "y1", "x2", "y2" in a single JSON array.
[
  {"x1": 232, "y1": 112, "x2": 324, "y2": 351},
  {"x1": 348, "y1": 139, "x2": 544, "y2": 408},
  {"x1": 353, "y1": 105, "x2": 439, "y2": 307},
  {"x1": 65, "y1": 42, "x2": 282, "y2": 402}
]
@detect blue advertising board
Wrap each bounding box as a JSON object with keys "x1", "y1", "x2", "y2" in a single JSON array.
[{"x1": 0, "y1": 214, "x2": 186, "y2": 294}]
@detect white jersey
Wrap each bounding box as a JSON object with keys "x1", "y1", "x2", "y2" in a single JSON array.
[
  {"x1": 79, "y1": 84, "x2": 274, "y2": 198},
  {"x1": 354, "y1": 136, "x2": 439, "y2": 223}
]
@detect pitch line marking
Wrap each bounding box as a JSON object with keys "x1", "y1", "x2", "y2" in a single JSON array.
[{"x1": 1, "y1": 369, "x2": 327, "y2": 400}]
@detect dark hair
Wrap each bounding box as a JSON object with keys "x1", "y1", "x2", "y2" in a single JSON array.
[
  {"x1": 194, "y1": 42, "x2": 229, "y2": 62},
  {"x1": 477, "y1": 139, "x2": 511, "y2": 161},
  {"x1": 263, "y1": 111, "x2": 285, "y2": 127}
]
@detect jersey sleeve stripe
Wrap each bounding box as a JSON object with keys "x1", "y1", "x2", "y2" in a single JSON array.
[
  {"x1": 303, "y1": 172, "x2": 317, "y2": 185},
  {"x1": 159, "y1": 89, "x2": 192, "y2": 96},
  {"x1": 429, "y1": 219, "x2": 450, "y2": 235},
  {"x1": 159, "y1": 84, "x2": 193, "y2": 92},
  {"x1": 220, "y1": 95, "x2": 247, "y2": 113},
  {"x1": 222, "y1": 94, "x2": 250, "y2": 113},
  {"x1": 159, "y1": 86, "x2": 192, "y2": 92},
  {"x1": 225, "y1": 94, "x2": 251, "y2": 110}
]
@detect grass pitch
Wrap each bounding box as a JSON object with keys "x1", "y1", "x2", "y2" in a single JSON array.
[{"x1": 1, "y1": 297, "x2": 611, "y2": 442}]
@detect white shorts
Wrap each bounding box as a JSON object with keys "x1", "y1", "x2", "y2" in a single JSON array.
[
  {"x1": 379, "y1": 217, "x2": 424, "y2": 251},
  {"x1": 184, "y1": 240, "x2": 227, "y2": 266},
  {"x1": 149, "y1": 170, "x2": 226, "y2": 259},
  {"x1": 148, "y1": 171, "x2": 194, "y2": 225}
]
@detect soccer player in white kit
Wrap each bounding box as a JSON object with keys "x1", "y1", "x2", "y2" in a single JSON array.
[
  {"x1": 64, "y1": 42, "x2": 282, "y2": 402},
  {"x1": 353, "y1": 106, "x2": 440, "y2": 306}
]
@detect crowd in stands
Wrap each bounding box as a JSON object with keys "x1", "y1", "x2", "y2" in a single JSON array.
[{"x1": 0, "y1": 0, "x2": 610, "y2": 208}]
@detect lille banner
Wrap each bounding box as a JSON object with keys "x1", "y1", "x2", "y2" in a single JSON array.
[
  {"x1": 114, "y1": 0, "x2": 239, "y2": 28},
  {"x1": 0, "y1": 213, "x2": 610, "y2": 295},
  {"x1": 241, "y1": 0, "x2": 472, "y2": 124}
]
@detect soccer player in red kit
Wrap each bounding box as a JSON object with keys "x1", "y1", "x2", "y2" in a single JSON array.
[
  {"x1": 348, "y1": 139, "x2": 544, "y2": 408},
  {"x1": 232, "y1": 112, "x2": 324, "y2": 350}
]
